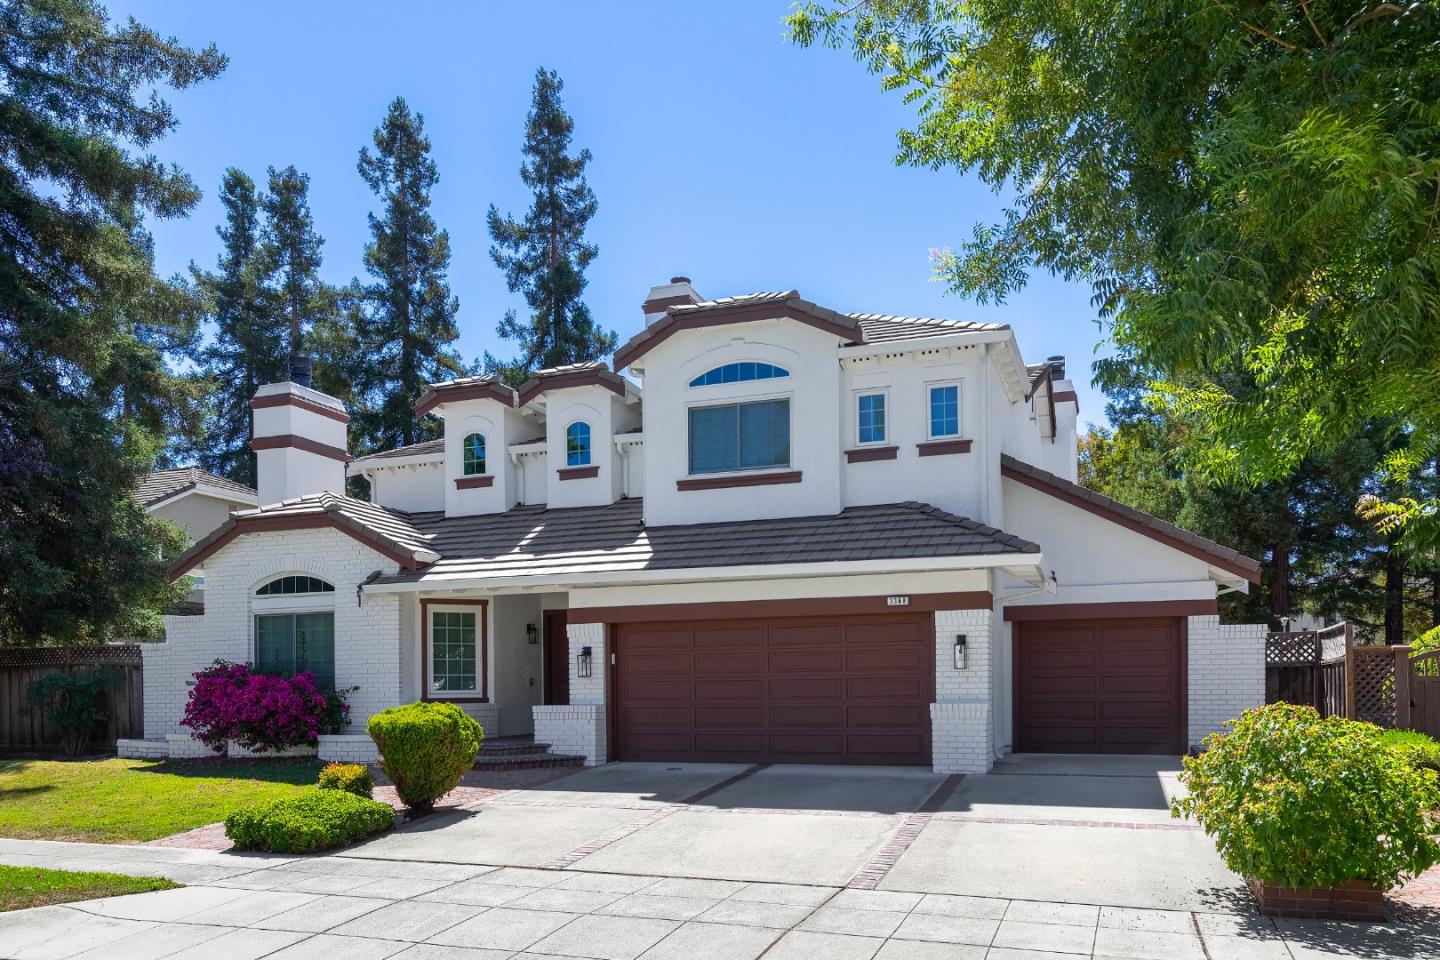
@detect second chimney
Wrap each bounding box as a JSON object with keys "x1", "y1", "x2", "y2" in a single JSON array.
[
  {"x1": 641, "y1": 276, "x2": 702, "y2": 326},
  {"x1": 250, "y1": 381, "x2": 351, "y2": 505}
]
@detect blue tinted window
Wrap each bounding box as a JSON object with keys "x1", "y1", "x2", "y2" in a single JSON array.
[
  {"x1": 688, "y1": 399, "x2": 790, "y2": 474},
  {"x1": 929, "y1": 385, "x2": 960, "y2": 437},
  {"x1": 688, "y1": 362, "x2": 790, "y2": 388},
  {"x1": 463, "y1": 433, "x2": 486, "y2": 475},
  {"x1": 566, "y1": 422, "x2": 591, "y2": 466},
  {"x1": 857, "y1": 394, "x2": 886, "y2": 444}
]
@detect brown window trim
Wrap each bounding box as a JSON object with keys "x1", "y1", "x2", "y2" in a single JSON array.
[
  {"x1": 845, "y1": 445, "x2": 898, "y2": 463},
  {"x1": 454, "y1": 475, "x2": 494, "y2": 489},
  {"x1": 250, "y1": 434, "x2": 352, "y2": 463},
  {"x1": 676, "y1": 470, "x2": 802, "y2": 491},
  {"x1": 420, "y1": 598, "x2": 490, "y2": 702},
  {"x1": 557, "y1": 465, "x2": 599, "y2": 480},
  {"x1": 917, "y1": 438, "x2": 972, "y2": 457},
  {"x1": 250, "y1": 392, "x2": 351, "y2": 424}
]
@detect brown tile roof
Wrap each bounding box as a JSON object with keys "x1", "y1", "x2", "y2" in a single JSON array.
[
  {"x1": 135, "y1": 468, "x2": 256, "y2": 507},
  {"x1": 372, "y1": 497, "x2": 1039, "y2": 586},
  {"x1": 999, "y1": 454, "x2": 1262, "y2": 583},
  {"x1": 849, "y1": 314, "x2": 1008, "y2": 344},
  {"x1": 350, "y1": 439, "x2": 445, "y2": 466}
]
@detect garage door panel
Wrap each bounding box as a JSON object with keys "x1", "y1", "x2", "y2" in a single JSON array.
[
  {"x1": 1099, "y1": 675, "x2": 1176, "y2": 697},
  {"x1": 1025, "y1": 675, "x2": 1097, "y2": 697},
  {"x1": 616, "y1": 613, "x2": 931, "y2": 764},
  {"x1": 1022, "y1": 649, "x2": 1095, "y2": 673},
  {"x1": 623, "y1": 628, "x2": 691, "y2": 650},
  {"x1": 1027, "y1": 699, "x2": 1097, "y2": 721}
]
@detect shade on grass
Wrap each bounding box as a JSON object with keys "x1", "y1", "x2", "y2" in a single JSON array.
[
  {"x1": 0, "y1": 757, "x2": 324, "y2": 843},
  {"x1": 0, "y1": 864, "x2": 177, "y2": 912}
]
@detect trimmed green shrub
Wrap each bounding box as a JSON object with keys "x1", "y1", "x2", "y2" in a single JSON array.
[
  {"x1": 224, "y1": 789, "x2": 393, "y2": 853},
  {"x1": 1174, "y1": 703, "x2": 1440, "y2": 891},
  {"x1": 318, "y1": 762, "x2": 374, "y2": 798},
  {"x1": 366, "y1": 701, "x2": 483, "y2": 812},
  {"x1": 1380, "y1": 728, "x2": 1440, "y2": 775}
]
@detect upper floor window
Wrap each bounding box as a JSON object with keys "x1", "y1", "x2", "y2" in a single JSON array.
[
  {"x1": 566, "y1": 421, "x2": 591, "y2": 466},
  {"x1": 256, "y1": 575, "x2": 334, "y2": 596},
  {"x1": 929, "y1": 384, "x2": 960, "y2": 438},
  {"x1": 689, "y1": 362, "x2": 790, "y2": 388},
  {"x1": 857, "y1": 393, "x2": 886, "y2": 445},
  {"x1": 689, "y1": 398, "x2": 790, "y2": 474},
  {"x1": 463, "y1": 433, "x2": 486, "y2": 475}
]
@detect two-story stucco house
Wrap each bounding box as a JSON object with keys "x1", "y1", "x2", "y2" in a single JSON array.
[{"x1": 121, "y1": 279, "x2": 1266, "y2": 771}]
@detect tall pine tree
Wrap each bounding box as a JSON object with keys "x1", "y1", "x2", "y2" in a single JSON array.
[
  {"x1": 486, "y1": 68, "x2": 614, "y2": 382},
  {"x1": 352, "y1": 97, "x2": 463, "y2": 450},
  {"x1": 260, "y1": 165, "x2": 331, "y2": 369},
  {"x1": 0, "y1": 0, "x2": 224, "y2": 644},
  {"x1": 194, "y1": 169, "x2": 287, "y2": 485}
]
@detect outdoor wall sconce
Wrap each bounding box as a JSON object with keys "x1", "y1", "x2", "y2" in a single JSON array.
[
  {"x1": 577, "y1": 645, "x2": 593, "y2": 678},
  {"x1": 526, "y1": 623, "x2": 538, "y2": 645},
  {"x1": 954, "y1": 635, "x2": 968, "y2": 670}
]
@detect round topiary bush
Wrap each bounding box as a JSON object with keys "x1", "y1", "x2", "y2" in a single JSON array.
[
  {"x1": 366, "y1": 701, "x2": 483, "y2": 812},
  {"x1": 318, "y1": 761, "x2": 375, "y2": 798},
  {"x1": 224, "y1": 789, "x2": 394, "y2": 853},
  {"x1": 1174, "y1": 703, "x2": 1440, "y2": 891}
]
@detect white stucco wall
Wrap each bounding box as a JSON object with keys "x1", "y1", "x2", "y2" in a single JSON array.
[
  {"x1": 149, "y1": 493, "x2": 238, "y2": 546},
  {"x1": 543, "y1": 386, "x2": 639, "y2": 510},
  {"x1": 144, "y1": 527, "x2": 404, "y2": 740},
  {"x1": 442, "y1": 399, "x2": 531, "y2": 517},
  {"x1": 251, "y1": 384, "x2": 348, "y2": 504},
  {"x1": 492, "y1": 594, "x2": 544, "y2": 735},
  {"x1": 367, "y1": 462, "x2": 445, "y2": 513}
]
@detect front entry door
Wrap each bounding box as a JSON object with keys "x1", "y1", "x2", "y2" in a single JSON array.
[{"x1": 543, "y1": 610, "x2": 570, "y2": 706}]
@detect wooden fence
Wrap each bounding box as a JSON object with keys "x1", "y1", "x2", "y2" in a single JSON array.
[
  {"x1": 0, "y1": 645, "x2": 143, "y2": 753},
  {"x1": 1265, "y1": 624, "x2": 1353, "y2": 718}
]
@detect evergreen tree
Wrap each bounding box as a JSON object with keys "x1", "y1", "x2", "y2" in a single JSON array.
[
  {"x1": 194, "y1": 169, "x2": 287, "y2": 485},
  {"x1": 261, "y1": 165, "x2": 330, "y2": 366},
  {"x1": 352, "y1": 97, "x2": 463, "y2": 450},
  {"x1": 0, "y1": 0, "x2": 224, "y2": 645},
  {"x1": 486, "y1": 68, "x2": 614, "y2": 383}
]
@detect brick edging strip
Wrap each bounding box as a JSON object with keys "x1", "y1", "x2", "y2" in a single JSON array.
[{"x1": 847, "y1": 774, "x2": 963, "y2": 890}]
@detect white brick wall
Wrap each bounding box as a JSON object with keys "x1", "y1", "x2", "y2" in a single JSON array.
[
  {"x1": 319, "y1": 734, "x2": 379, "y2": 763},
  {"x1": 530, "y1": 621, "x2": 606, "y2": 764},
  {"x1": 145, "y1": 528, "x2": 405, "y2": 744},
  {"x1": 932, "y1": 608, "x2": 994, "y2": 773},
  {"x1": 1187, "y1": 614, "x2": 1266, "y2": 747}
]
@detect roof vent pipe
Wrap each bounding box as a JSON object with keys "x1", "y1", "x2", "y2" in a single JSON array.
[{"x1": 288, "y1": 352, "x2": 313, "y2": 388}]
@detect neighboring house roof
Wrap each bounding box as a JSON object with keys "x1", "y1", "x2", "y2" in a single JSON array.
[
  {"x1": 168, "y1": 493, "x2": 439, "y2": 579},
  {"x1": 373, "y1": 497, "x2": 1040, "y2": 587},
  {"x1": 135, "y1": 468, "x2": 257, "y2": 509},
  {"x1": 999, "y1": 454, "x2": 1262, "y2": 584},
  {"x1": 350, "y1": 439, "x2": 445, "y2": 469}
]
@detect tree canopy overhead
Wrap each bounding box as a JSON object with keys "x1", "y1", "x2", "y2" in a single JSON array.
[{"x1": 790, "y1": 1, "x2": 1440, "y2": 542}]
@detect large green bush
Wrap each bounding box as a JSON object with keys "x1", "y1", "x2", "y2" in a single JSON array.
[
  {"x1": 318, "y1": 762, "x2": 374, "y2": 798},
  {"x1": 224, "y1": 789, "x2": 393, "y2": 853},
  {"x1": 1380, "y1": 728, "x2": 1440, "y2": 775},
  {"x1": 1174, "y1": 703, "x2": 1440, "y2": 890},
  {"x1": 366, "y1": 701, "x2": 483, "y2": 812}
]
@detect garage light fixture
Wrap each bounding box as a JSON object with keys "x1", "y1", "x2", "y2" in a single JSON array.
[
  {"x1": 954, "y1": 635, "x2": 968, "y2": 670},
  {"x1": 526, "y1": 623, "x2": 539, "y2": 645},
  {"x1": 577, "y1": 645, "x2": 593, "y2": 678}
]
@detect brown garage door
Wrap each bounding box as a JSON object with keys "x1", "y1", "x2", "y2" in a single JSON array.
[
  {"x1": 1014, "y1": 618, "x2": 1184, "y2": 754},
  {"x1": 614, "y1": 613, "x2": 932, "y2": 764}
]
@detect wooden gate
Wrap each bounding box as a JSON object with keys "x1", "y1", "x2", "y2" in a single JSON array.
[
  {"x1": 0, "y1": 645, "x2": 143, "y2": 753},
  {"x1": 1400, "y1": 649, "x2": 1440, "y2": 740}
]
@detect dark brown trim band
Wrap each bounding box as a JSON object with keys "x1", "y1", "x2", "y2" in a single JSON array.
[
  {"x1": 1052, "y1": 390, "x2": 1079, "y2": 406},
  {"x1": 557, "y1": 465, "x2": 599, "y2": 480},
  {"x1": 676, "y1": 470, "x2": 802, "y2": 491},
  {"x1": 641, "y1": 294, "x2": 698, "y2": 314},
  {"x1": 454, "y1": 475, "x2": 494, "y2": 489},
  {"x1": 917, "y1": 439, "x2": 972, "y2": 457},
  {"x1": 250, "y1": 434, "x2": 351, "y2": 463},
  {"x1": 250, "y1": 392, "x2": 351, "y2": 424},
  {"x1": 517, "y1": 369, "x2": 628, "y2": 407},
  {"x1": 420, "y1": 598, "x2": 490, "y2": 703},
  {"x1": 615, "y1": 303, "x2": 859, "y2": 372},
  {"x1": 415, "y1": 380, "x2": 517, "y2": 417},
  {"x1": 574, "y1": 591, "x2": 994, "y2": 624},
  {"x1": 1000, "y1": 460, "x2": 1261, "y2": 583},
  {"x1": 1003, "y1": 599, "x2": 1218, "y2": 622},
  {"x1": 169, "y1": 513, "x2": 417, "y2": 580},
  {"x1": 846, "y1": 445, "x2": 899, "y2": 463}
]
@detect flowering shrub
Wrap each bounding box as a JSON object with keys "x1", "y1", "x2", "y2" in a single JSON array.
[
  {"x1": 181, "y1": 660, "x2": 329, "y2": 753},
  {"x1": 318, "y1": 762, "x2": 374, "y2": 798}
]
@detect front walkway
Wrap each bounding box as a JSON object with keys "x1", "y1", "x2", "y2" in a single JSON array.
[{"x1": 0, "y1": 755, "x2": 1435, "y2": 959}]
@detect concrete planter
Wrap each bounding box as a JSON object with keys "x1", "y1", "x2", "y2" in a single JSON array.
[
  {"x1": 1246, "y1": 876, "x2": 1387, "y2": 921},
  {"x1": 227, "y1": 740, "x2": 319, "y2": 759}
]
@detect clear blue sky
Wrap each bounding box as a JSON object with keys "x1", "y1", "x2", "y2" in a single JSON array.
[{"x1": 113, "y1": 1, "x2": 1110, "y2": 422}]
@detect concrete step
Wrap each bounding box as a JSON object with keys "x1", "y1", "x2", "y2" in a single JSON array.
[
  {"x1": 477, "y1": 740, "x2": 553, "y2": 757},
  {"x1": 471, "y1": 753, "x2": 585, "y2": 771}
]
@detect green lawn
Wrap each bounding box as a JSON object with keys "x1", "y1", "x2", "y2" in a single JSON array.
[
  {"x1": 0, "y1": 864, "x2": 177, "y2": 912},
  {"x1": 0, "y1": 757, "x2": 325, "y2": 843}
]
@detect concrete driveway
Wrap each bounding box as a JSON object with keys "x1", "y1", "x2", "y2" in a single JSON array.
[{"x1": 354, "y1": 754, "x2": 1245, "y2": 911}]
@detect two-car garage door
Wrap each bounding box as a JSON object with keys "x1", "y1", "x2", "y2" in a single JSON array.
[{"x1": 613, "y1": 613, "x2": 932, "y2": 765}]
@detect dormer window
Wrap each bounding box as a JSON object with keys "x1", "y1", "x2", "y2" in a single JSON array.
[
  {"x1": 566, "y1": 421, "x2": 592, "y2": 466},
  {"x1": 689, "y1": 362, "x2": 790, "y2": 388},
  {"x1": 463, "y1": 433, "x2": 486, "y2": 475},
  {"x1": 928, "y1": 384, "x2": 961, "y2": 438}
]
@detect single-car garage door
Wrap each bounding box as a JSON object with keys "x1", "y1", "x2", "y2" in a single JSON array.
[
  {"x1": 614, "y1": 613, "x2": 932, "y2": 765},
  {"x1": 1014, "y1": 618, "x2": 1185, "y2": 754}
]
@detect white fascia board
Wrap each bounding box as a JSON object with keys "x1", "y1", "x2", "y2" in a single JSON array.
[
  {"x1": 363, "y1": 551, "x2": 1046, "y2": 596},
  {"x1": 347, "y1": 453, "x2": 443, "y2": 475},
  {"x1": 837, "y1": 328, "x2": 1013, "y2": 361}
]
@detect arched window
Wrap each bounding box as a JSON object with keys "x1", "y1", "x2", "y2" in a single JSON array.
[
  {"x1": 463, "y1": 433, "x2": 486, "y2": 475},
  {"x1": 688, "y1": 362, "x2": 790, "y2": 388},
  {"x1": 566, "y1": 421, "x2": 591, "y2": 467},
  {"x1": 255, "y1": 575, "x2": 334, "y2": 596}
]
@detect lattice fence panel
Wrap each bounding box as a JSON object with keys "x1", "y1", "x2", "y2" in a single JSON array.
[
  {"x1": 1266, "y1": 632, "x2": 1320, "y2": 665},
  {"x1": 1353, "y1": 648, "x2": 1396, "y2": 727}
]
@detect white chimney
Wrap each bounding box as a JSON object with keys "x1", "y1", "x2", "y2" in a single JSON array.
[
  {"x1": 641, "y1": 276, "x2": 701, "y2": 327},
  {"x1": 250, "y1": 381, "x2": 350, "y2": 504}
]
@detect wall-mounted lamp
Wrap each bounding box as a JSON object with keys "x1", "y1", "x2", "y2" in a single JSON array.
[
  {"x1": 577, "y1": 645, "x2": 593, "y2": 678},
  {"x1": 526, "y1": 623, "x2": 539, "y2": 645},
  {"x1": 954, "y1": 635, "x2": 968, "y2": 670}
]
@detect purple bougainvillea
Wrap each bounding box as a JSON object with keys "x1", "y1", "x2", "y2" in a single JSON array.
[{"x1": 181, "y1": 660, "x2": 330, "y2": 753}]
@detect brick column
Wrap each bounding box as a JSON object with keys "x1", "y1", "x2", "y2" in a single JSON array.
[
  {"x1": 931, "y1": 608, "x2": 994, "y2": 773},
  {"x1": 1187, "y1": 615, "x2": 1265, "y2": 747},
  {"x1": 532, "y1": 621, "x2": 607, "y2": 765}
]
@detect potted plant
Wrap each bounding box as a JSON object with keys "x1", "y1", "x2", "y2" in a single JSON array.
[{"x1": 1174, "y1": 703, "x2": 1440, "y2": 920}]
